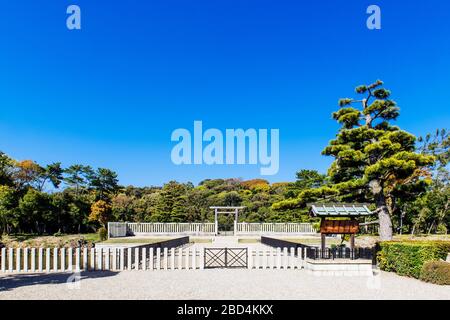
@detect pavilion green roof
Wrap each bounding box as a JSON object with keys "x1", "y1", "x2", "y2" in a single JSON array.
[{"x1": 309, "y1": 203, "x2": 373, "y2": 217}]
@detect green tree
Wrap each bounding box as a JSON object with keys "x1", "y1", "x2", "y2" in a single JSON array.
[
  {"x1": 18, "y1": 189, "x2": 53, "y2": 234},
  {"x1": 0, "y1": 185, "x2": 18, "y2": 234},
  {"x1": 64, "y1": 165, "x2": 94, "y2": 192},
  {"x1": 155, "y1": 181, "x2": 187, "y2": 222},
  {"x1": 37, "y1": 162, "x2": 64, "y2": 191},
  {"x1": 90, "y1": 168, "x2": 119, "y2": 200},
  {"x1": 324, "y1": 80, "x2": 435, "y2": 239},
  {"x1": 0, "y1": 152, "x2": 14, "y2": 186},
  {"x1": 273, "y1": 80, "x2": 435, "y2": 240},
  {"x1": 111, "y1": 193, "x2": 135, "y2": 221},
  {"x1": 294, "y1": 170, "x2": 326, "y2": 189}
]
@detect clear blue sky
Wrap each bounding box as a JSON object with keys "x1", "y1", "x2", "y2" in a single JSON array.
[{"x1": 0, "y1": 0, "x2": 449, "y2": 186}]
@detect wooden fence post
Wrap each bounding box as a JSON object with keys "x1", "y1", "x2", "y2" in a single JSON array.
[
  {"x1": 120, "y1": 248, "x2": 125, "y2": 271},
  {"x1": 97, "y1": 248, "x2": 103, "y2": 271},
  {"x1": 134, "y1": 248, "x2": 139, "y2": 271},
  {"x1": 104, "y1": 248, "x2": 110, "y2": 270},
  {"x1": 68, "y1": 248, "x2": 73, "y2": 272},
  {"x1": 0, "y1": 248, "x2": 5, "y2": 272},
  {"x1": 191, "y1": 247, "x2": 196, "y2": 270},
  {"x1": 164, "y1": 248, "x2": 168, "y2": 270},
  {"x1": 31, "y1": 248, "x2": 36, "y2": 272},
  {"x1": 247, "y1": 248, "x2": 252, "y2": 269},
  {"x1": 38, "y1": 248, "x2": 43, "y2": 272},
  {"x1": 141, "y1": 248, "x2": 147, "y2": 271},
  {"x1": 24, "y1": 248, "x2": 28, "y2": 272},
  {"x1": 178, "y1": 248, "x2": 183, "y2": 270},
  {"x1": 75, "y1": 248, "x2": 81, "y2": 272},
  {"x1": 46, "y1": 248, "x2": 51, "y2": 273},
  {"x1": 83, "y1": 248, "x2": 88, "y2": 271},
  {"x1": 199, "y1": 248, "x2": 204, "y2": 270},
  {"x1": 127, "y1": 248, "x2": 132, "y2": 271},
  {"x1": 156, "y1": 248, "x2": 161, "y2": 270},
  {"x1": 8, "y1": 248, "x2": 13, "y2": 272},
  {"x1": 283, "y1": 248, "x2": 288, "y2": 270},
  {"x1": 60, "y1": 248, "x2": 66, "y2": 271},
  {"x1": 149, "y1": 248, "x2": 154, "y2": 271},
  {"x1": 290, "y1": 247, "x2": 295, "y2": 269},
  {"x1": 53, "y1": 248, "x2": 58, "y2": 272},
  {"x1": 16, "y1": 248, "x2": 21, "y2": 272},
  {"x1": 171, "y1": 248, "x2": 175, "y2": 270},
  {"x1": 90, "y1": 248, "x2": 95, "y2": 271}
]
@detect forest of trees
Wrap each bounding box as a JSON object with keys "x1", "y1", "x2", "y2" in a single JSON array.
[
  {"x1": 0, "y1": 81, "x2": 448, "y2": 239},
  {"x1": 0, "y1": 155, "x2": 317, "y2": 235}
]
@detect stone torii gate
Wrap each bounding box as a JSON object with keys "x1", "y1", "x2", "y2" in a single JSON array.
[{"x1": 210, "y1": 206, "x2": 245, "y2": 236}]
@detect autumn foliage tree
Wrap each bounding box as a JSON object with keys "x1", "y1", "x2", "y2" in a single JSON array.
[{"x1": 89, "y1": 200, "x2": 112, "y2": 228}]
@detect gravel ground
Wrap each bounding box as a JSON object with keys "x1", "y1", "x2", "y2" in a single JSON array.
[{"x1": 1, "y1": 269, "x2": 449, "y2": 300}]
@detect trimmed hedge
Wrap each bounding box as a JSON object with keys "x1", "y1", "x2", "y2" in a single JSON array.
[
  {"x1": 420, "y1": 261, "x2": 450, "y2": 285},
  {"x1": 376, "y1": 241, "x2": 450, "y2": 279}
]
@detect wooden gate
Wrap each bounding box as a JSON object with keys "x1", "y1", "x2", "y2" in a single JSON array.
[{"x1": 204, "y1": 248, "x2": 248, "y2": 269}]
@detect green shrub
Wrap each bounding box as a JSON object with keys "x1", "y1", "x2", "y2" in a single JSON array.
[
  {"x1": 436, "y1": 224, "x2": 448, "y2": 235},
  {"x1": 420, "y1": 261, "x2": 450, "y2": 285},
  {"x1": 98, "y1": 227, "x2": 108, "y2": 241},
  {"x1": 53, "y1": 230, "x2": 64, "y2": 237},
  {"x1": 377, "y1": 241, "x2": 450, "y2": 279}
]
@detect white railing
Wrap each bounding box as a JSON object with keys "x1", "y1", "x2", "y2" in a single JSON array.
[
  {"x1": 0, "y1": 246, "x2": 304, "y2": 273},
  {"x1": 109, "y1": 222, "x2": 316, "y2": 237},
  {"x1": 236, "y1": 223, "x2": 316, "y2": 235},
  {"x1": 108, "y1": 222, "x2": 127, "y2": 237},
  {"x1": 126, "y1": 222, "x2": 216, "y2": 236}
]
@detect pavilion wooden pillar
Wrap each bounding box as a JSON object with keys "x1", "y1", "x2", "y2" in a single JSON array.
[
  {"x1": 350, "y1": 234, "x2": 355, "y2": 250},
  {"x1": 321, "y1": 233, "x2": 326, "y2": 252}
]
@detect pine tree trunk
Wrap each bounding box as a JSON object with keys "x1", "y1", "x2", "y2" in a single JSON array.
[{"x1": 376, "y1": 193, "x2": 393, "y2": 240}]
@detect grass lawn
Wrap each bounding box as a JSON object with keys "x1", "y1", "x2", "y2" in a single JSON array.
[
  {"x1": 238, "y1": 238, "x2": 260, "y2": 243},
  {"x1": 1, "y1": 233, "x2": 99, "y2": 248},
  {"x1": 101, "y1": 238, "x2": 173, "y2": 244},
  {"x1": 190, "y1": 238, "x2": 213, "y2": 243}
]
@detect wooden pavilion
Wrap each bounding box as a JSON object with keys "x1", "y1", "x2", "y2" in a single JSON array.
[{"x1": 309, "y1": 203, "x2": 374, "y2": 251}]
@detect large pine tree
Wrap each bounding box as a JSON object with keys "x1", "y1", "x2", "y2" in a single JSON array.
[
  {"x1": 273, "y1": 80, "x2": 435, "y2": 240},
  {"x1": 324, "y1": 80, "x2": 435, "y2": 240}
]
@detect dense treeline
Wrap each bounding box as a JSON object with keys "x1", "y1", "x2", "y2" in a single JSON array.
[
  {"x1": 0, "y1": 153, "x2": 319, "y2": 235},
  {"x1": 0, "y1": 81, "x2": 448, "y2": 238}
]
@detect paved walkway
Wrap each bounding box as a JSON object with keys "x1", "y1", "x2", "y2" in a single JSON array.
[{"x1": 1, "y1": 269, "x2": 449, "y2": 300}]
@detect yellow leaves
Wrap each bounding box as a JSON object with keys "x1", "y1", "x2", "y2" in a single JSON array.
[
  {"x1": 89, "y1": 200, "x2": 112, "y2": 226},
  {"x1": 13, "y1": 160, "x2": 43, "y2": 183},
  {"x1": 241, "y1": 179, "x2": 270, "y2": 191}
]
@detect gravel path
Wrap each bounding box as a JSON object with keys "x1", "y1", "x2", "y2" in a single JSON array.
[{"x1": 1, "y1": 269, "x2": 449, "y2": 300}]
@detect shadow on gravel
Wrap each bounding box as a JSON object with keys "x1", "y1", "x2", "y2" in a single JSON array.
[{"x1": 0, "y1": 271, "x2": 119, "y2": 291}]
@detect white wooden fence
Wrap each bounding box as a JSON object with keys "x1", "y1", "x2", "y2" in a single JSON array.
[
  {"x1": 109, "y1": 222, "x2": 316, "y2": 237},
  {"x1": 0, "y1": 246, "x2": 304, "y2": 273},
  {"x1": 236, "y1": 223, "x2": 316, "y2": 235},
  {"x1": 110, "y1": 222, "x2": 216, "y2": 237}
]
